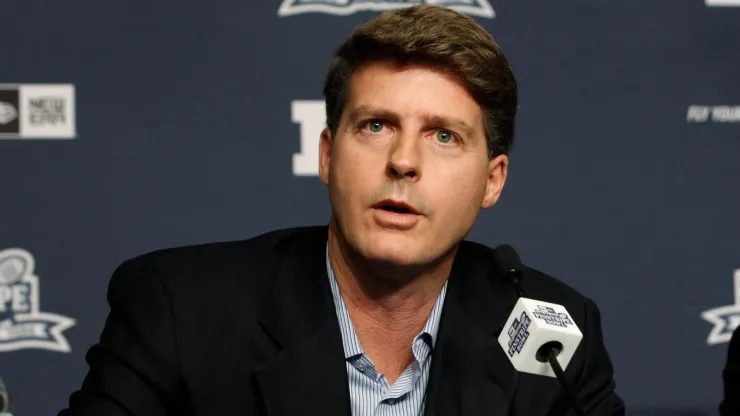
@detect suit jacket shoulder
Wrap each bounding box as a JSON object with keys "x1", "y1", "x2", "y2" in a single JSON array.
[
  {"x1": 58, "y1": 226, "x2": 333, "y2": 416},
  {"x1": 459, "y1": 239, "x2": 590, "y2": 306},
  {"x1": 113, "y1": 225, "x2": 325, "y2": 307}
]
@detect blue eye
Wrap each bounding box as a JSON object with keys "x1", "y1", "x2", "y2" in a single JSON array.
[
  {"x1": 436, "y1": 130, "x2": 454, "y2": 143},
  {"x1": 367, "y1": 120, "x2": 384, "y2": 133}
]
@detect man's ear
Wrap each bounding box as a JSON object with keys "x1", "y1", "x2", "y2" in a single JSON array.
[
  {"x1": 319, "y1": 127, "x2": 333, "y2": 186},
  {"x1": 481, "y1": 153, "x2": 508, "y2": 209}
]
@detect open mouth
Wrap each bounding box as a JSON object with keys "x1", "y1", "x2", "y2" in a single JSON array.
[
  {"x1": 380, "y1": 205, "x2": 412, "y2": 214},
  {"x1": 374, "y1": 200, "x2": 418, "y2": 215}
]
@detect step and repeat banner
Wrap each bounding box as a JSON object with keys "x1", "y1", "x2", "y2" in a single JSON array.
[{"x1": 1, "y1": 0, "x2": 738, "y2": 414}]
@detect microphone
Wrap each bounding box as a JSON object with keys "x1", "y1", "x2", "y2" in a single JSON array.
[
  {"x1": 494, "y1": 244, "x2": 586, "y2": 416},
  {"x1": 0, "y1": 377, "x2": 12, "y2": 416}
]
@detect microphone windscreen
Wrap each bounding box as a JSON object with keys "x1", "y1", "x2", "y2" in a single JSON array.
[{"x1": 493, "y1": 244, "x2": 523, "y2": 275}]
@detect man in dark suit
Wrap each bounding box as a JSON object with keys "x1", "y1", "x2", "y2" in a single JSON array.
[
  {"x1": 721, "y1": 328, "x2": 740, "y2": 415},
  {"x1": 59, "y1": 5, "x2": 625, "y2": 416}
]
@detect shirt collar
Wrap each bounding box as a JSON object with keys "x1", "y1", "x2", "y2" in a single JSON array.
[{"x1": 325, "y1": 244, "x2": 448, "y2": 359}]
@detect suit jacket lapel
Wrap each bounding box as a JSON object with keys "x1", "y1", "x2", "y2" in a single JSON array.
[
  {"x1": 424, "y1": 242, "x2": 521, "y2": 416},
  {"x1": 253, "y1": 226, "x2": 351, "y2": 416}
]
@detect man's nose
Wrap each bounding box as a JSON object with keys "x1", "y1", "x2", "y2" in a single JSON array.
[{"x1": 386, "y1": 132, "x2": 421, "y2": 181}]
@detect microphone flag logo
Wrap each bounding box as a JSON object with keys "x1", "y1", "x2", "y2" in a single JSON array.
[
  {"x1": 506, "y1": 311, "x2": 531, "y2": 357},
  {"x1": 533, "y1": 305, "x2": 574, "y2": 328}
]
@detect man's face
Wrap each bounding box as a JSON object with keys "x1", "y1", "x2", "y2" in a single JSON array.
[{"x1": 319, "y1": 62, "x2": 508, "y2": 267}]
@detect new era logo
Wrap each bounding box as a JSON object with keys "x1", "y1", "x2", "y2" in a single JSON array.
[
  {"x1": 0, "y1": 89, "x2": 20, "y2": 135},
  {"x1": 0, "y1": 84, "x2": 76, "y2": 140}
]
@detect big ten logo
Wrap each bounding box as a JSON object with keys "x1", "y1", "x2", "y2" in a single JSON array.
[{"x1": 291, "y1": 100, "x2": 325, "y2": 176}]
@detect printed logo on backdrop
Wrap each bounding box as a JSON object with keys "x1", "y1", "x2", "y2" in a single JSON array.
[
  {"x1": 705, "y1": 0, "x2": 740, "y2": 6},
  {"x1": 506, "y1": 312, "x2": 531, "y2": 357},
  {"x1": 687, "y1": 105, "x2": 740, "y2": 123},
  {"x1": 0, "y1": 84, "x2": 76, "y2": 140},
  {"x1": 701, "y1": 269, "x2": 740, "y2": 346},
  {"x1": 0, "y1": 248, "x2": 75, "y2": 352},
  {"x1": 291, "y1": 100, "x2": 325, "y2": 176},
  {"x1": 278, "y1": 0, "x2": 496, "y2": 18},
  {"x1": 532, "y1": 305, "x2": 574, "y2": 328}
]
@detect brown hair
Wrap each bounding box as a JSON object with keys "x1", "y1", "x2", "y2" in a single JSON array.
[{"x1": 323, "y1": 5, "x2": 518, "y2": 157}]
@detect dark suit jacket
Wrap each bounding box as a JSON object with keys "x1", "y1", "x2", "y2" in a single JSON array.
[
  {"x1": 59, "y1": 225, "x2": 625, "y2": 416},
  {"x1": 721, "y1": 328, "x2": 740, "y2": 416}
]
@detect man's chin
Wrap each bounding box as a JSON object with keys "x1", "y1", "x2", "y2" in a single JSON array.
[{"x1": 357, "y1": 235, "x2": 427, "y2": 267}]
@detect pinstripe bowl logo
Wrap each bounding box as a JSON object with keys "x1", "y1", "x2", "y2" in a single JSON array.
[
  {"x1": 0, "y1": 248, "x2": 75, "y2": 352},
  {"x1": 278, "y1": 0, "x2": 496, "y2": 18},
  {"x1": 506, "y1": 312, "x2": 531, "y2": 357},
  {"x1": 532, "y1": 305, "x2": 574, "y2": 328}
]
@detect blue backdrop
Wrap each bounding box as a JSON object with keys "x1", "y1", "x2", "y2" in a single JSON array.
[{"x1": 1, "y1": 1, "x2": 739, "y2": 414}]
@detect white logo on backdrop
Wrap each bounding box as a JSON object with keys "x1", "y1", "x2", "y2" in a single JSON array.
[
  {"x1": 687, "y1": 105, "x2": 740, "y2": 123},
  {"x1": 701, "y1": 269, "x2": 740, "y2": 345},
  {"x1": 0, "y1": 84, "x2": 76, "y2": 140},
  {"x1": 705, "y1": 0, "x2": 740, "y2": 6},
  {"x1": 278, "y1": 0, "x2": 495, "y2": 18},
  {"x1": 0, "y1": 248, "x2": 76, "y2": 352},
  {"x1": 0, "y1": 102, "x2": 18, "y2": 125},
  {"x1": 291, "y1": 100, "x2": 325, "y2": 176}
]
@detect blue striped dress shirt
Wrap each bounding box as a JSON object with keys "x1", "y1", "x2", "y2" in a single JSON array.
[{"x1": 325, "y1": 246, "x2": 448, "y2": 416}]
